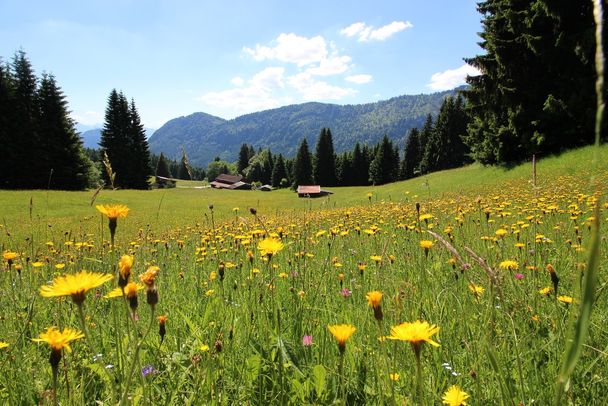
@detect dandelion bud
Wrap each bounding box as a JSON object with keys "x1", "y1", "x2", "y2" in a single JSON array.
[
  {"x1": 147, "y1": 288, "x2": 159, "y2": 308},
  {"x1": 547, "y1": 264, "x2": 559, "y2": 296},
  {"x1": 158, "y1": 315, "x2": 167, "y2": 342},
  {"x1": 50, "y1": 348, "x2": 62, "y2": 370},
  {"x1": 218, "y1": 262, "x2": 225, "y2": 281},
  {"x1": 249, "y1": 207, "x2": 257, "y2": 215},
  {"x1": 214, "y1": 339, "x2": 223, "y2": 353}
]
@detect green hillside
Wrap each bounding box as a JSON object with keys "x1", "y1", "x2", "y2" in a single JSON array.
[{"x1": 148, "y1": 89, "x2": 460, "y2": 166}]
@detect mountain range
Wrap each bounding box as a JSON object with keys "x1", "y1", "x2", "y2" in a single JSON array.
[
  {"x1": 148, "y1": 88, "x2": 461, "y2": 167},
  {"x1": 79, "y1": 128, "x2": 156, "y2": 149}
]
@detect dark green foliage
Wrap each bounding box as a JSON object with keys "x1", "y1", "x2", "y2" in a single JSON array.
[
  {"x1": 420, "y1": 96, "x2": 470, "y2": 174},
  {"x1": 464, "y1": 0, "x2": 606, "y2": 164},
  {"x1": 148, "y1": 90, "x2": 457, "y2": 167},
  {"x1": 0, "y1": 51, "x2": 95, "y2": 189},
  {"x1": 336, "y1": 151, "x2": 353, "y2": 186},
  {"x1": 292, "y1": 138, "x2": 313, "y2": 189},
  {"x1": 350, "y1": 143, "x2": 370, "y2": 186},
  {"x1": 178, "y1": 151, "x2": 192, "y2": 180},
  {"x1": 368, "y1": 135, "x2": 399, "y2": 185},
  {"x1": 99, "y1": 90, "x2": 151, "y2": 189},
  {"x1": 313, "y1": 128, "x2": 337, "y2": 186},
  {"x1": 400, "y1": 127, "x2": 422, "y2": 180},
  {"x1": 237, "y1": 144, "x2": 251, "y2": 175},
  {"x1": 36, "y1": 74, "x2": 95, "y2": 189},
  {"x1": 155, "y1": 153, "x2": 172, "y2": 178},
  {"x1": 271, "y1": 154, "x2": 288, "y2": 188},
  {"x1": 206, "y1": 159, "x2": 233, "y2": 181}
]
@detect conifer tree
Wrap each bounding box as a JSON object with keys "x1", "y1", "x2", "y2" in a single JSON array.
[
  {"x1": 237, "y1": 144, "x2": 250, "y2": 175},
  {"x1": 271, "y1": 154, "x2": 287, "y2": 188},
  {"x1": 155, "y1": 153, "x2": 172, "y2": 178},
  {"x1": 350, "y1": 142, "x2": 369, "y2": 186},
  {"x1": 369, "y1": 136, "x2": 399, "y2": 185},
  {"x1": 0, "y1": 60, "x2": 16, "y2": 188},
  {"x1": 178, "y1": 151, "x2": 191, "y2": 180},
  {"x1": 313, "y1": 128, "x2": 337, "y2": 186},
  {"x1": 127, "y1": 98, "x2": 151, "y2": 189},
  {"x1": 37, "y1": 74, "x2": 94, "y2": 190},
  {"x1": 400, "y1": 127, "x2": 421, "y2": 180},
  {"x1": 292, "y1": 138, "x2": 313, "y2": 189}
]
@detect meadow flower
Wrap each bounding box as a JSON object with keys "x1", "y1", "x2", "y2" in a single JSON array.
[
  {"x1": 141, "y1": 365, "x2": 156, "y2": 377},
  {"x1": 158, "y1": 315, "x2": 167, "y2": 342},
  {"x1": 257, "y1": 237, "x2": 284, "y2": 258},
  {"x1": 468, "y1": 283, "x2": 484, "y2": 297},
  {"x1": 387, "y1": 320, "x2": 440, "y2": 358},
  {"x1": 442, "y1": 385, "x2": 469, "y2": 406},
  {"x1": 140, "y1": 266, "x2": 160, "y2": 308},
  {"x1": 0, "y1": 342, "x2": 9, "y2": 349},
  {"x1": 3, "y1": 251, "x2": 18, "y2": 268},
  {"x1": 33, "y1": 327, "x2": 84, "y2": 368},
  {"x1": 420, "y1": 240, "x2": 434, "y2": 257},
  {"x1": 328, "y1": 324, "x2": 356, "y2": 354},
  {"x1": 40, "y1": 270, "x2": 113, "y2": 304},
  {"x1": 340, "y1": 288, "x2": 352, "y2": 297},
  {"x1": 370, "y1": 255, "x2": 382, "y2": 264},
  {"x1": 118, "y1": 255, "x2": 134, "y2": 287},
  {"x1": 366, "y1": 290, "x2": 383, "y2": 321},
  {"x1": 302, "y1": 335, "x2": 313, "y2": 346},
  {"x1": 499, "y1": 260, "x2": 519, "y2": 271},
  {"x1": 557, "y1": 295, "x2": 574, "y2": 305},
  {"x1": 514, "y1": 273, "x2": 524, "y2": 280},
  {"x1": 105, "y1": 283, "x2": 144, "y2": 298},
  {"x1": 547, "y1": 264, "x2": 560, "y2": 294},
  {"x1": 96, "y1": 204, "x2": 129, "y2": 246},
  {"x1": 539, "y1": 286, "x2": 553, "y2": 296}
]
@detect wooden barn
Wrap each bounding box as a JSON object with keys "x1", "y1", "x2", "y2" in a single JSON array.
[
  {"x1": 210, "y1": 174, "x2": 252, "y2": 190},
  {"x1": 296, "y1": 185, "x2": 333, "y2": 198}
]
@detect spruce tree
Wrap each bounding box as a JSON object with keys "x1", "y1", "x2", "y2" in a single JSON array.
[
  {"x1": 0, "y1": 60, "x2": 16, "y2": 188},
  {"x1": 400, "y1": 127, "x2": 421, "y2": 179},
  {"x1": 351, "y1": 142, "x2": 369, "y2": 186},
  {"x1": 237, "y1": 144, "x2": 250, "y2": 175},
  {"x1": 292, "y1": 138, "x2": 313, "y2": 189},
  {"x1": 37, "y1": 74, "x2": 93, "y2": 190},
  {"x1": 155, "y1": 153, "x2": 172, "y2": 178},
  {"x1": 127, "y1": 98, "x2": 151, "y2": 189},
  {"x1": 313, "y1": 128, "x2": 337, "y2": 186},
  {"x1": 369, "y1": 136, "x2": 398, "y2": 185},
  {"x1": 271, "y1": 154, "x2": 287, "y2": 188}
]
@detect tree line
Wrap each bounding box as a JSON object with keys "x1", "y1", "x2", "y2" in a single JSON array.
[{"x1": 227, "y1": 95, "x2": 470, "y2": 188}]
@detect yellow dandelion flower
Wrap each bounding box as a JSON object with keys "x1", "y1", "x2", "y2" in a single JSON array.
[
  {"x1": 139, "y1": 266, "x2": 160, "y2": 287},
  {"x1": 327, "y1": 324, "x2": 356, "y2": 354},
  {"x1": 499, "y1": 260, "x2": 519, "y2": 271},
  {"x1": 442, "y1": 385, "x2": 469, "y2": 406},
  {"x1": 3, "y1": 251, "x2": 18, "y2": 262},
  {"x1": 389, "y1": 373, "x2": 400, "y2": 381},
  {"x1": 495, "y1": 229, "x2": 508, "y2": 238},
  {"x1": 0, "y1": 342, "x2": 9, "y2": 349},
  {"x1": 40, "y1": 270, "x2": 113, "y2": 304},
  {"x1": 420, "y1": 240, "x2": 434, "y2": 250},
  {"x1": 370, "y1": 255, "x2": 382, "y2": 263},
  {"x1": 468, "y1": 283, "x2": 484, "y2": 297},
  {"x1": 557, "y1": 295, "x2": 574, "y2": 304},
  {"x1": 200, "y1": 344, "x2": 210, "y2": 352},
  {"x1": 539, "y1": 287, "x2": 553, "y2": 296},
  {"x1": 32, "y1": 327, "x2": 84, "y2": 352},
  {"x1": 387, "y1": 320, "x2": 440, "y2": 347},
  {"x1": 96, "y1": 204, "x2": 129, "y2": 219},
  {"x1": 366, "y1": 291, "x2": 383, "y2": 309},
  {"x1": 105, "y1": 283, "x2": 144, "y2": 298},
  {"x1": 257, "y1": 237, "x2": 284, "y2": 257},
  {"x1": 31, "y1": 261, "x2": 45, "y2": 268},
  {"x1": 118, "y1": 255, "x2": 134, "y2": 286}
]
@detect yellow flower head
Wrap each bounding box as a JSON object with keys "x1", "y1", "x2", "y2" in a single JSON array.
[
  {"x1": 387, "y1": 320, "x2": 440, "y2": 347},
  {"x1": 40, "y1": 270, "x2": 113, "y2": 304},
  {"x1": 0, "y1": 342, "x2": 9, "y2": 349},
  {"x1": 257, "y1": 237, "x2": 284, "y2": 257},
  {"x1": 442, "y1": 385, "x2": 469, "y2": 406},
  {"x1": 499, "y1": 260, "x2": 519, "y2": 271},
  {"x1": 327, "y1": 324, "x2": 356, "y2": 353},
  {"x1": 105, "y1": 283, "x2": 144, "y2": 298},
  {"x1": 557, "y1": 295, "x2": 574, "y2": 304},
  {"x1": 32, "y1": 327, "x2": 84, "y2": 352},
  {"x1": 96, "y1": 204, "x2": 129, "y2": 219},
  {"x1": 366, "y1": 291, "x2": 383, "y2": 309},
  {"x1": 140, "y1": 266, "x2": 160, "y2": 287},
  {"x1": 468, "y1": 283, "x2": 484, "y2": 296},
  {"x1": 539, "y1": 286, "x2": 553, "y2": 297},
  {"x1": 3, "y1": 251, "x2": 18, "y2": 262},
  {"x1": 118, "y1": 255, "x2": 134, "y2": 281},
  {"x1": 420, "y1": 240, "x2": 434, "y2": 250}
]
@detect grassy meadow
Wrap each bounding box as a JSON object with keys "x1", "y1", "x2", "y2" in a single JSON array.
[{"x1": 0, "y1": 144, "x2": 607, "y2": 404}]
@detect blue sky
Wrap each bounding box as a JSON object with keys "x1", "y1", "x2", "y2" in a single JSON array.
[{"x1": 0, "y1": 0, "x2": 482, "y2": 129}]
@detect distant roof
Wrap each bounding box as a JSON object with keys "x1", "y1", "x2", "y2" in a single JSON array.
[
  {"x1": 215, "y1": 173, "x2": 243, "y2": 184},
  {"x1": 297, "y1": 185, "x2": 321, "y2": 194}
]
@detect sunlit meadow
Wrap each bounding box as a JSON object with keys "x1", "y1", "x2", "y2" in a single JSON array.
[{"x1": 0, "y1": 146, "x2": 606, "y2": 404}]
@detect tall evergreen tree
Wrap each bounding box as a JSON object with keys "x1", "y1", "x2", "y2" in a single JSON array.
[
  {"x1": 155, "y1": 153, "x2": 172, "y2": 178},
  {"x1": 400, "y1": 127, "x2": 422, "y2": 180},
  {"x1": 0, "y1": 60, "x2": 16, "y2": 188},
  {"x1": 237, "y1": 143, "x2": 250, "y2": 175},
  {"x1": 292, "y1": 138, "x2": 313, "y2": 189},
  {"x1": 350, "y1": 142, "x2": 369, "y2": 186},
  {"x1": 313, "y1": 128, "x2": 337, "y2": 186},
  {"x1": 369, "y1": 136, "x2": 399, "y2": 185},
  {"x1": 271, "y1": 154, "x2": 287, "y2": 188},
  {"x1": 178, "y1": 151, "x2": 191, "y2": 180},
  {"x1": 37, "y1": 74, "x2": 94, "y2": 189},
  {"x1": 127, "y1": 98, "x2": 151, "y2": 189},
  {"x1": 464, "y1": 0, "x2": 605, "y2": 164},
  {"x1": 11, "y1": 50, "x2": 41, "y2": 188}
]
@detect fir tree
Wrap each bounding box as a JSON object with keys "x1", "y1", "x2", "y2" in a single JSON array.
[
  {"x1": 37, "y1": 73, "x2": 94, "y2": 190},
  {"x1": 0, "y1": 59, "x2": 16, "y2": 188},
  {"x1": 155, "y1": 153, "x2": 172, "y2": 178},
  {"x1": 350, "y1": 142, "x2": 369, "y2": 186},
  {"x1": 400, "y1": 127, "x2": 421, "y2": 179},
  {"x1": 313, "y1": 128, "x2": 337, "y2": 186},
  {"x1": 237, "y1": 144, "x2": 250, "y2": 175},
  {"x1": 369, "y1": 136, "x2": 399, "y2": 185},
  {"x1": 127, "y1": 98, "x2": 151, "y2": 189},
  {"x1": 271, "y1": 154, "x2": 287, "y2": 188},
  {"x1": 292, "y1": 138, "x2": 313, "y2": 189}
]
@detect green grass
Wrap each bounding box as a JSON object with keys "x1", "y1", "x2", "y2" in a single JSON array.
[{"x1": 0, "y1": 144, "x2": 606, "y2": 404}]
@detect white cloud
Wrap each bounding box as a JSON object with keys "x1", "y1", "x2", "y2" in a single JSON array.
[
  {"x1": 72, "y1": 110, "x2": 103, "y2": 126},
  {"x1": 288, "y1": 72, "x2": 356, "y2": 101},
  {"x1": 305, "y1": 54, "x2": 352, "y2": 76},
  {"x1": 199, "y1": 67, "x2": 287, "y2": 114},
  {"x1": 427, "y1": 63, "x2": 480, "y2": 91},
  {"x1": 230, "y1": 76, "x2": 245, "y2": 86},
  {"x1": 340, "y1": 21, "x2": 413, "y2": 42},
  {"x1": 345, "y1": 74, "x2": 373, "y2": 84},
  {"x1": 243, "y1": 33, "x2": 328, "y2": 66}
]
